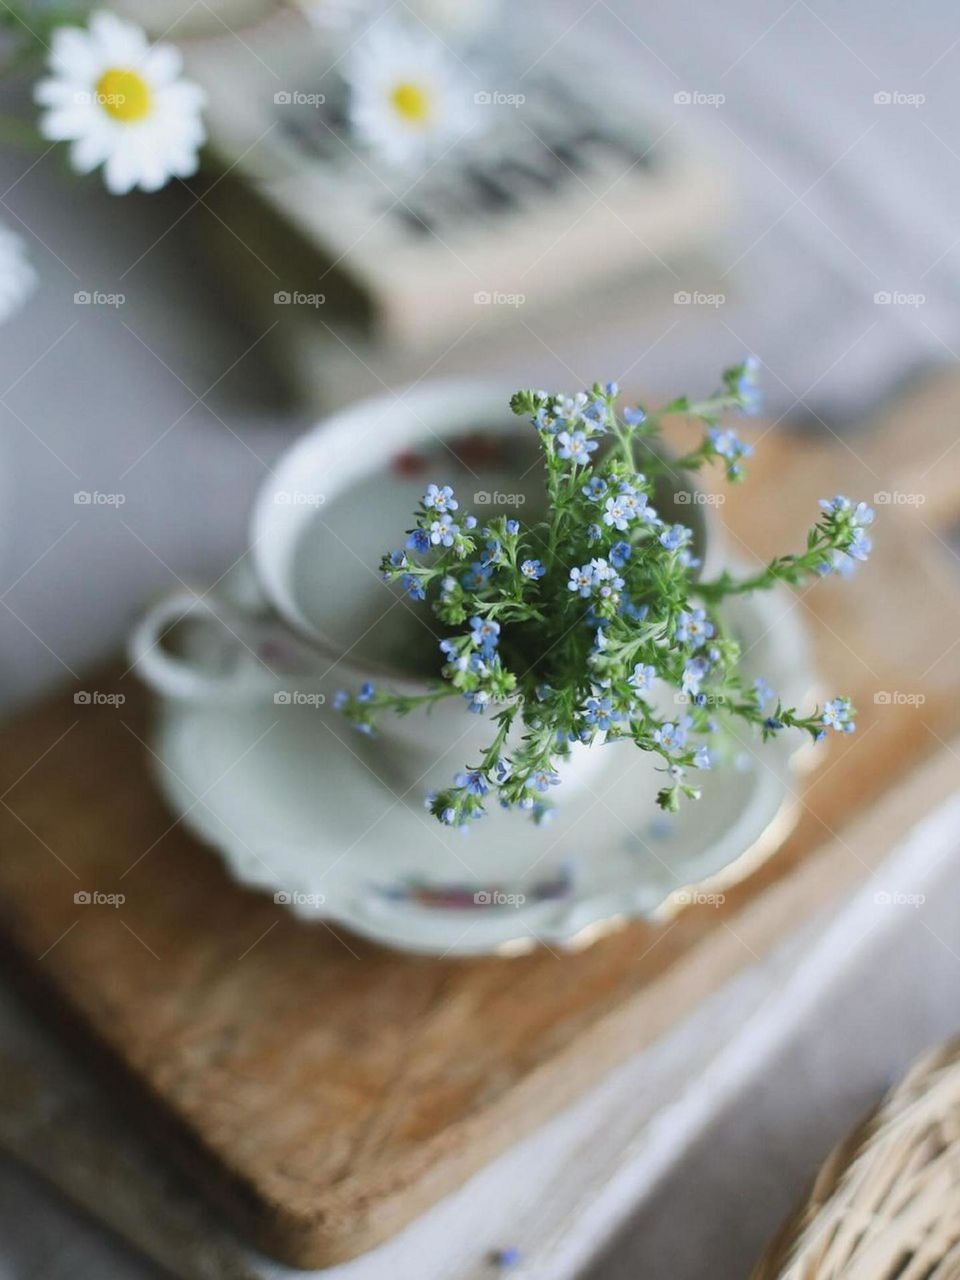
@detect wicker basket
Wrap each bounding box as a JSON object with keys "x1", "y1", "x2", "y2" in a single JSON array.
[{"x1": 752, "y1": 1037, "x2": 960, "y2": 1279}]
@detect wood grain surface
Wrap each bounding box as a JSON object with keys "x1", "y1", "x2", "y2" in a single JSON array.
[{"x1": 0, "y1": 374, "x2": 958, "y2": 1267}]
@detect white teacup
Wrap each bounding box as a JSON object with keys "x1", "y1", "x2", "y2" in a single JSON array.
[{"x1": 131, "y1": 380, "x2": 711, "y2": 797}]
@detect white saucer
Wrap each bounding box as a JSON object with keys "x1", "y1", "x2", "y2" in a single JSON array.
[{"x1": 147, "y1": 586, "x2": 816, "y2": 956}]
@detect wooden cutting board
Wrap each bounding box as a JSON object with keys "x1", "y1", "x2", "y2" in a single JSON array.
[{"x1": 0, "y1": 374, "x2": 958, "y2": 1268}]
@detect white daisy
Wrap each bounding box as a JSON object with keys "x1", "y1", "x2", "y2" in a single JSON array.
[
  {"x1": 34, "y1": 11, "x2": 206, "y2": 196},
  {"x1": 0, "y1": 223, "x2": 36, "y2": 325},
  {"x1": 343, "y1": 21, "x2": 477, "y2": 169}
]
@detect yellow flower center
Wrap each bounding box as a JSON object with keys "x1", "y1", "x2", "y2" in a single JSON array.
[
  {"x1": 390, "y1": 81, "x2": 431, "y2": 125},
  {"x1": 95, "y1": 68, "x2": 152, "y2": 123}
]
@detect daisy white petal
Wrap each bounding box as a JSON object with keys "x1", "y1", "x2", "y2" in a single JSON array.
[{"x1": 36, "y1": 11, "x2": 204, "y2": 196}]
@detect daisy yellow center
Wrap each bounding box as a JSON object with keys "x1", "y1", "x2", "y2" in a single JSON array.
[
  {"x1": 95, "y1": 68, "x2": 152, "y2": 123},
  {"x1": 390, "y1": 81, "x2": 431, "y2": 125}
]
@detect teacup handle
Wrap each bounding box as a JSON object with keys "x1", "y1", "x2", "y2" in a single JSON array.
[{"x1": 129, "y1": 589, "x2": 326, "y2": 704}]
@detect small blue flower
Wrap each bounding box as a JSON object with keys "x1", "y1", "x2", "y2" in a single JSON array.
[
  {"x1": 604, "y1": 381, "x2": 619, "y2": 396},
  {"x1": 388, "y1": 549, "x2": 408, "y2": 568},
  {"x1": 455, "y1": 769, "x2": 489, "y2": 796},
  {"x1": 764, "y1": 716, "x2": 784, "y2": 732},
  {"x1": 440, "y1": 806, "x2": 457, "y2": 825},
  {"x1": 429, "y1": 514, "x2": 459, "y2": 547},
  {"x1": 400, "y1": 573, "x2": 425, "y2": 601},
  {"x1": 654, "y1": 721, "x2": 687, "y2": 751},
  {"x1": 332, "y1": 689, "x2": 348, "y2": 709},
  {"x1": 493, "y1": 758, "x2": 511, "y2": 783},
  {"x1": 846, "y1": 526, "x2": 873, "y2": 562},
  {"x1": 520, "y1": 558, "x2": 545, "y2": 580},
  {"x1": 464, "y1": 514, "x2": 478, "y2": 530},
  {"x1": 693, "y1": 745, "x2": 712, "y2": 770},
  {"x1": 470, "y1": 615, "x2": 501, "y2": 654},
  {"x1": 439, "y1": 638, "x2": 458, "y2": 658},
  {"x1": 532, "y1": 768, "x2": 561, "y2": 792},
  {"x1": 660, "y1": 523, "x2": 693, "y2": 551},
  {"x1": 630, "y1": 663, "x2": 656, "y2": 693},
  {"x1": 676, "y1": 607, "x2": 715, "y2": 645},
  {"x1": 623, "y1": 406, "x2": 646, "y2": 426},
  {"x1": 556, "y1": 430, "x2": 598, "y2": 466},
  {"x1": 424, "y1": 483, "x2": 457, "y2": 512},
  {"x1": 587, "y1": 522, "x2": 603, "y2": 543},
  {"x1": 406, "y1": 528, "x2": 430, "y2": 555},
  {"x1": 603, "y1": 495, "x2": 632, "y2": 530},
  {"x1": 358, "y1": 681, "x2": 375, "y2": 702},
  {"x1": 610, "y1": 540, "x2": 632, "y2": 568},
  {"x1": 464, "y1": 689, "x2": 490, "y2": 714},
  {"x1": 709, "y1": 428, "x2": 753, "y2": 462},
  {"x1": 754, "y1": 676, "x2": 776, "y2": 708},
  {"x1": 582, "y1": 476, "x2": 608, "y2": 501},
  {"x1": 822, "y1": 697, "x2": 855, "y2": 734},
  {"x1": 568, "y1": 564, "x2": 595, "y2": 597},
  {"x1": 552, "y1": 392, "x2": 589, "y2": 425},
  {"x1": 462, "y1": 561, "x2": 492, "y2": 590},
  {"x1": 480, "y1": 538, "x2": 501, "y2": 568},
  {"x1": 505, "y1": 518, "x2": 520, "y2": 536},
  {"x1": 583, "y1": 696, "x2": 621, "y2": 731},
  {"x1": 681, "y1": 656, "x2": 710, "y2": 696}
]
